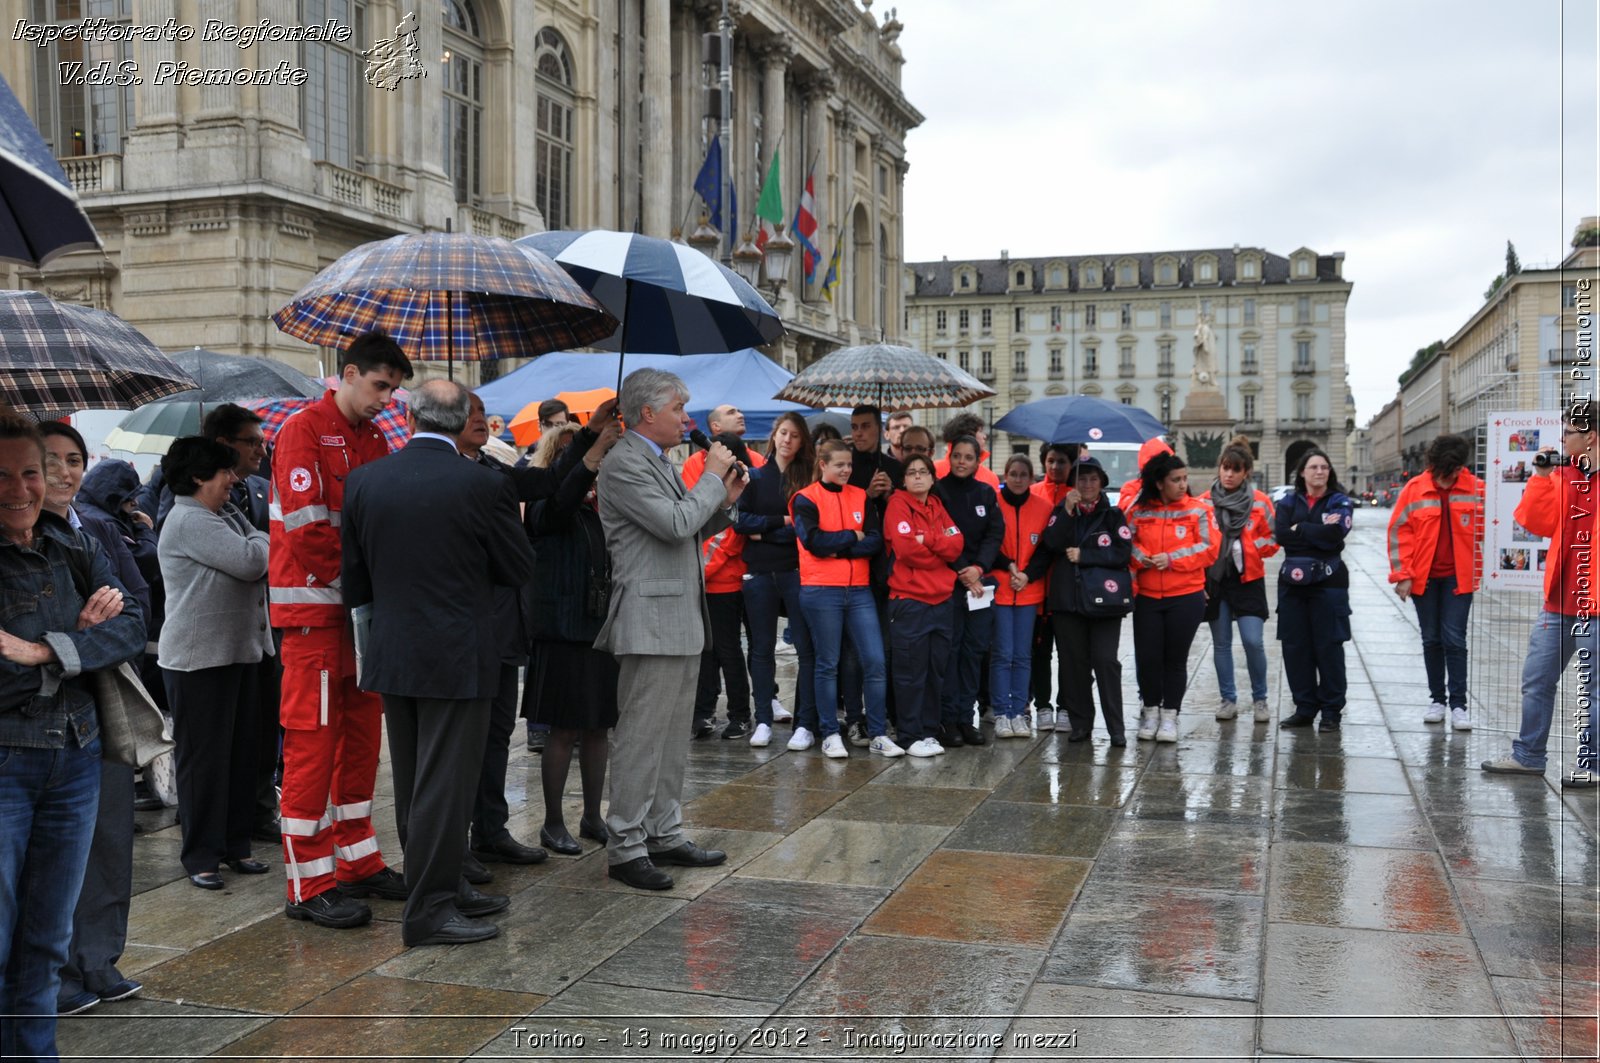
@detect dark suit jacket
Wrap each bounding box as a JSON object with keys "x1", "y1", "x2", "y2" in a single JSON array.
[{"x1": 341, "y1": 437, "x2": 535, "y2": 700}]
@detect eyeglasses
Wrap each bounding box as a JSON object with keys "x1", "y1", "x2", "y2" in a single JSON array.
[{"x1": 230, "y1": 435, "x2": 267, "y2": 449}]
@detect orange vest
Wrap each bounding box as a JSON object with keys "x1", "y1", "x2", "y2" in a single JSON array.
[
  {"x1": 992, "y1": 492, "x2": 1052, "y2": 607},
  {"x1": 793, "y1": 481, "x2": 871, "y2": 587}
]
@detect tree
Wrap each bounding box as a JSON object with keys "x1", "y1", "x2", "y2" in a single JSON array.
[
  {"x1": 1505, "y1": 241, "x2": 1521, "y2": 276},
  {"x1": 1484, "y1": 274, "x2": 1505, "y2": 302},
  {"x1": 1398, "y1": 339, "x2": 1445, "y2": 386}
]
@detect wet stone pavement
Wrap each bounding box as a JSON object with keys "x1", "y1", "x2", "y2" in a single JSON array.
[{"x1": 59, "y1": 517, "x2": 1598, "y2": 1062}]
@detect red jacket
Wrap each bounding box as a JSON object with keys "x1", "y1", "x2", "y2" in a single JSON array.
[
  {"x1": 1514, "y1": 467, "x2": 1597, "y2": 615},
  {"x1": 992, "y1": 490, "x2": 1052, "y2": 607},
  {"x1": 1386, "y1": 471, "x2": 1485, "y2": 596},
  {"x1": 702, "y1": 526, "x2": 747, "y2": 594},
  {"x1": 884, "y1": 491, "x2": 963, "y2": 605},
  {"x1": 682, "y1": 446, "x2": 765, "y2": 489},
  {"x1": 1125, "y1": 494, "x2": 1220, "y2": 598},
  {"x1": 269, "y1": 391, "x2": 389, "y2": 627},
  {"x1": 792, "y1": 482, "x2": 878, "y2": 587},
  {"x1": 1197, "y1": 487, "x2": 1280, "y2": 583}
]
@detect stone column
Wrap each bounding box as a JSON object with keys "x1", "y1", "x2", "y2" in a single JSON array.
[
  {"x1": 759, "y1": 36, "x2": 791, "y2": 212},
  {"x1": 133, "y1": 0, "x2": 181, "y2": 128},
  {"x1": 800, "y1": 71, "x2": 834, "y2": 298},
  {"x1": 641, "y1": 0, "x2": 672, "y2": 235}
]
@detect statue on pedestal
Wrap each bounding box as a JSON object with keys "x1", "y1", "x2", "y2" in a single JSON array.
[{"x1": 1192, "y1": 312, "x2": 1218, "y2": 388}]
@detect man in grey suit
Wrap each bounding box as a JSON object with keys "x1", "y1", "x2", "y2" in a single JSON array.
[{"x1": 596, "y1": 367, "x2": 748, "y2": 890}]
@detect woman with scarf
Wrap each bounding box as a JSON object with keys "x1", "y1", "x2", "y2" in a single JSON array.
[
  {"x1": 1197, "y1": 436, "x2": 1278, "y2": 729},
  {"x1": 990, "y1": 454, "x2": 1052, "y2": 738}
]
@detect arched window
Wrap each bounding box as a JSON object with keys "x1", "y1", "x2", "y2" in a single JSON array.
[
  {"x1": 535, "y1": 27, "x2": 575, "y2": 229},
  {"x1": 304, "y1": 0, "x2": 367, "y2": 169},
  {"x1": 442, "y1": 0, "x2": 485, "y2": 204},
  {"x1": 30, "y1": 0, "x2": 135, "y2": 157}
]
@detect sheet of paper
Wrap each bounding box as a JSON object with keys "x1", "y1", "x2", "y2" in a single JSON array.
[{"x1": 967, "y1": 584, "x2": 995, "y2": 611}]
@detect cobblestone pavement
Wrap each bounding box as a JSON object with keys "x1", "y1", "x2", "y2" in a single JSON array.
[{"x1": 58, "y1": 512, "x2": 1598, "y2": 1061}]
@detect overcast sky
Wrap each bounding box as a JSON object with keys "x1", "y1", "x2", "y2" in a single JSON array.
[{"x1": 894, "y1": 0, "x2": 1599, "y2": 423}]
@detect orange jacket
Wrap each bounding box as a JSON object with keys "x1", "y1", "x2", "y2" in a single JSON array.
[
  {"x1": 682, "y1": 446, "x2": 765, "y2": 489},
  {"x1": 1514, "y1": 467, "x2": 1597, "y2": 615},
  {"x1": 1386, "y1": 471, "x2": 1485, "y2": 596},
  {"x1": 1124, "y1": 495, "x2": 1220, "y2": 598},
  {"x1": 1030, "y1": 478, "x2": 1071, "y2": 508},
  {"x1": 701, "y1": 526, "x2": 747, "y2": 594},
  {"x1": 1196, "y1": 487, "x2": 1280, "y2": 583},
  {"x1": 992, "y1": 490, "x2": 1052, "y2": 607},
  {"x1": 269, "y1": 391, "x2": 389, "y2": 627}
]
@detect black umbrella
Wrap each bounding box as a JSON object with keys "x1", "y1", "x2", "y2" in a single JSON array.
[
  {"x1": 167, "y1": 348, "x2": 324, "y2": 402},
  {"x1": 0, "y1": 73, "x2": 100, "y2": 267}
]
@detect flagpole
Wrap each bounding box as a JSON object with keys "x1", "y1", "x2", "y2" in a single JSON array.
[{"x1": 718, "y1": 0, "x2": 732, "y2": 265}]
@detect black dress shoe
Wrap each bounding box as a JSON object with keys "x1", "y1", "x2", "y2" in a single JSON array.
[
  {"x1": 939, "y1": 725, "x2": 965, "y2": 748},
  {"x1": 608, "y1": 856, "x2": 674, "y2": 890},
  {"x1": 540, "y1": 827, "x2": 582, "y2": 856},
  {"x1": 1109, "y1": 734, "x2": 1128, "y2": 748},
  {"x1": 526, "y1": 729, "x2": 546, "y2": 754},
  {"x1": 337, "y1": 866, "x2": 409, "y2": 900},
  {"x1": 455, "y1": 885, "x2": 510, "y2": 918},
  {"x1": 1280, "y1": 715, "x2": 1317, "y2": 729},
  {"x1": 578, "y1": 816, "x2": 607, "y2": 843},
  {"x1": 409, "y1": 913, "x2": 500, "y2": 946},
  {"x1": 721, "y1": 719, "x2": 750, "y2": 740},
  {"x1": 188, "y1": 872, "x2": 224, "y2": 891},
  {"x1": 958, "y1": 722, "x2": 986, "y2": 747},
  {"x1": 1066, "y1": 729, "x2": 1092, "y2": 743},
  {"x1": 649, "y1": 841, "x2": 727, "y2": 868},
  {"x1": 1318, "y1": 718, "x2": 1342, "y2": 733},
  {"x1": 691, "y1": 718, "x2": 716, "y2": 740},
  {"x1": 226, "y1": 858, "x2": 270, "y2": 875},
  {"x1": 285, "y1": 890, "x2": 372, "y2": 928},
  {"x1": 461, "y1": 852, "x2": 493, "y2": 885},
  {"x1": 471, "y1": 834, "x2": 548, "y2": 865}
]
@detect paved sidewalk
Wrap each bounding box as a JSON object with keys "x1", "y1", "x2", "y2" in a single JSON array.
[{"x1": 57, "y1": 516, "x2": 1598, "y2": 1061}]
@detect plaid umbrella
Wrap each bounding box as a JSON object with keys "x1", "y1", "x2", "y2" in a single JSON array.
[
  {"x1": 245, "y1": 396, "x2": 411, "y2": 454},
  {"x1": 0, "y1": 289, "x2": 197, "y2": 418},
  {"x1": 0, "y1": 73, "x2": 100, "y2": 267},
  {"x1": 270, "y1": 232, "x2": 617, "y2": 373},
  {"x1": 772, "y1": 343, "x2": 994, "y2": 411}
]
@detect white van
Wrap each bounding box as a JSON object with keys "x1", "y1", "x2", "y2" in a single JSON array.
[{"x1": 1083, "y1": 441, "x2": 1143, "y2": 508}]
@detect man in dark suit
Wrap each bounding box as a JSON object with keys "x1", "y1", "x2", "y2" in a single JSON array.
[{"x1": 341, "y1": 380, "x2": 536, "y2": 946}]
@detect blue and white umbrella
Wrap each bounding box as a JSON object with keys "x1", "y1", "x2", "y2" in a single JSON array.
[
  {"x1": 517, "y1": 230, "x2": 785, "y2": 386},
  {"x1": 994, "y1": 395, "x2": 1166, "y2": 445},
  {"x1": 0, "y1": 73, "x2": 100, "y2": 267}
]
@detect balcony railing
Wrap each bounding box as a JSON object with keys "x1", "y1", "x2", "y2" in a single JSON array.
[
  {"x1": 978, "y1": 367, "x2": 996, "y2": 383},
  {"x1": 1012, "y1": 366, "x2": 1028, "y2": 381},
  {"x1": 1277, "y1": 417, "x2": 1331, "y2": 433},
  {"x1": 1082, "y1": 365, "x2": 1099, "y2": 379},
  {"x1": 1047, "y1": 367, "x2": 1064, "y2": 380},
  {"x1": 1157, "y1": 360, "x2": 1174, "y2": 377},
  {"x1": 59, "y1": 153, "x2": 122, "y2": 194},
  {"x1": 1240, "y1": 360, "x2": 1259, "y2": 375},
  {"x1": 1118, "y1": 363, "x2": 1136, "y2": 378},
  {"x1": 1292, "y1": 362, "x2": 1317, "y2": 375},
  {"x1": 315, "y1": 161, "x2": 410, "y2": 220}
]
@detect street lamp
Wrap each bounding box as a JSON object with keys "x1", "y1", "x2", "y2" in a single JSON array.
[
  {"x1": 687, "y1": 214, "x2": 720, "y2": 258},
  {"x1": 732, "y1": 233, "x2": 763, "y2": 286},
  {"x1": 762, "y1": 227, "x2": 795, "y2": 294}
]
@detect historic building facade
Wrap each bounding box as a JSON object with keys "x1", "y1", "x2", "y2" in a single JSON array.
[
  {"x1": 903, "y1": 245, "x2": 1354, "y2": 485},
  {"x1": 1, "y1": 0, "x2": 919, "y2": 380}
]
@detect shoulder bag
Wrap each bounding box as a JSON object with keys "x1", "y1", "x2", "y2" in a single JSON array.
[{"x1": 1076, "y1": 518, "x2": 1134, "y2": 618}]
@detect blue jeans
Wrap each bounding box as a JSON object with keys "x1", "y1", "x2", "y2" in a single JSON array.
[
  {"x1": 1412, "y1": 576, "x2": 1472, "y2": 709},
  {"x1": 1211, "y1": 601, "x2": 1268, "y2": 703},
  {"x1": 990, "y1": 605, "x2": 1035, "y2": 719},
  {"x1": 799, "y1": 586, "x2": 887, "y2": 739},
  {"x1": 1515, "y1": 610, "x2": 1599, "y2": 772},
  {"x1": 742, "y1": 569, "x2": 815, "y2": 727},
  {"x1": 942, "y1": 590, "x2": 995, "y2": 725},
  {"x1": 0, "y1": 739, "x2": 102, "y2": 1061}
]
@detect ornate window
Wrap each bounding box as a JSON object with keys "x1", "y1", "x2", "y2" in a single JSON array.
[
  {"x1": 1084, "y1": 304, "x2": 1097, "y2": 329},
  {"x1": 303, "y1": 0, "x2": 367, "y2": 169},
  {"x1": 981, "y1": 308, "x2": 992, "y2": 331},
  {"x1": 958, "y1": 308, "x2": 970, "y2": 331},
  {"x1": 30, "y1": 0, "x2": 135, "y2": 156},
  {"x1": 1243, "y1": 393, "x2": 1256, "y2": 420},
  {"x1": 535, "y1": 27, "x2": 575, "y2": 229},
  {"x1": 441, "y1": 0, "x2": 485, "y2": 204},
  {"x1": 1081, "y1": 262, "x2": 1100, "y2": 288}
]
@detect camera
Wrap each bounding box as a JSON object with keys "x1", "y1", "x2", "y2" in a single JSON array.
[{"x1": 1533, "y1": 451, "x2": 1570, "y2": 469}]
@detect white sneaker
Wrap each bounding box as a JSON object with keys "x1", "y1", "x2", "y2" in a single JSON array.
[
  {"x1": 1136, "y1": 707, "x2": 1159, "y2": 741},
  {"x1": 907, "y1": 737, "x2": 942, "y2": 758},
  {"x1": 1450, "y1": 707, "x2": 1472, "y2": 731},
  {"x1": 749, "y1": 723, "x2": 772, "y2": 748},
  {"x1": 1423, "y1": 701, "x2": 1446, "y2": 724},
  {"x1": 993, "y1": 716, "x2": 1014, "y2": 739},
  {"x1": 1252, "y1": 699, "x2": 1271, "y2": 723},
  {"x1": 774, "y1": 640, "x2": 797, "y2": 657},
  {"x1": 787, "y1": 726, "x2": 815, "y2": 751},
  {"x1": 869, "y1": 735, "x2": 905, "y2": 758},
  {"x1": 1010, "y1": 715, "x2": 1032, "y2": 739},
  {"x1": 821, "y1": 734, "x2": 848, "y2": 759},
  {"x1": 931, "y1": 739, "x2": 947, "y2": 754},
  {"x1": 1155, "y1": 709, "x2": 1179, "y2": 743},
  {"x1": 1216, "y1": 700, "x2": 1238, "y2": 721},
  {"x1": 1036, "y1": 708, "x2": 1057, "y2": 732},
  {"x1": 771, "y1": 698, "x2": 793, "y2": 722}
]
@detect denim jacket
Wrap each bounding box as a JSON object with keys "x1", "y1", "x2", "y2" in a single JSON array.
[{"x1": 0, "y1": 512, "x2": 146, "y2": 750}]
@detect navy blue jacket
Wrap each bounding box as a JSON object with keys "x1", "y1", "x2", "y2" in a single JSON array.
[
  {"x1": 733, "y1": 462, "x2": 800, "y2": 574},
  {"x1": 934, "y1": 473, "x2": 1004, "y2": 573},
  {"x1": 1275, "y1": 489, "x2": 1354, "y2": 590},
  {"x1": 1024, "y1": 495, "x2": 1132, "y2": 614}
]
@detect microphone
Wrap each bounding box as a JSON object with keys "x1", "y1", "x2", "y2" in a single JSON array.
[{"x1": 689, "y1": 429, "x2": 747, "y2": 478}]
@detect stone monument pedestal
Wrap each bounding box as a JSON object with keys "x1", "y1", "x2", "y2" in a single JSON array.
[{"x1": 1174, "y1": 386, "x2": 1235, "y2": 470}]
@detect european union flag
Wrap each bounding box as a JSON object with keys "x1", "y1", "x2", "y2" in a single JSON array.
[{"x1": 692, "y1": 140, "x2": 735, "y2": 234}]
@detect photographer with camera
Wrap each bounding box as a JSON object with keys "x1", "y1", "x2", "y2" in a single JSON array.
[{"x1": 1482, "y1": 402, "x2": 1599, "y2": 787}]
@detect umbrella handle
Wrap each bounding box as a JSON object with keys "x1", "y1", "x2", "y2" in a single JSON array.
[{"x1": 614, "y1": 277, "x2": 632, "y2": 394}]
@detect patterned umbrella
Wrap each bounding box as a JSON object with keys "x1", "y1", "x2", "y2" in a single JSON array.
[
  {"x1": 0, "y1": 289, "x2": 197, "y2": 418},
  {"x1": 516, "y1": 230, "x2": 785, "y2": 388},
  {"x1": 245, "y1": 396, "x2": 411, "y2": 454},
  {"x1": 772, "y1": 343, "x2": 994, "y2": 411},
  {"x1": 993, "y1": 395, "x2": 1167, "y2": 445},
  {"x1": 270, "y1": 232, "x2": 617, "y2": 371},
  {"x1": 0, "y1": 73, "x2": 100, "y2": 267}
]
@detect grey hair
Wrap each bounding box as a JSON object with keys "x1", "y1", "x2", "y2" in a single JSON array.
[
  {"x1": 410, "y1": 379, "x2": 471, "y2": 435},
  {"x1": 620, "y1": 367, "x2": 689, "y2": 426}
]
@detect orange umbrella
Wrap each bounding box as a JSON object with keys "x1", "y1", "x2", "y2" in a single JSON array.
[{"x1": 507, "y1": 386, "x2": 616, "y2": 446}]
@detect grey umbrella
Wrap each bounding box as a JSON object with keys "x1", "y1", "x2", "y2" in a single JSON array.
[
  {"x1": 167, "y1": 348, "x2": 324, "y2": 403},
  {"x1": 773, "y1": 343, "x2": 994, "y2": 411},
  {"x1": 0, "y1": 72, "x2": 100, "y2": 267}
]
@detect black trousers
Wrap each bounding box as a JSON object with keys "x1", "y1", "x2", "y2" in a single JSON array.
[
  {"x1": 164, "y1": 662, "x2": 260, "y2": 874},
  {"x1": 889, "y1": 597, "x2": 951, "y2": 742},
  {"x1": 383, "y1": 693, "x2": 492, "y2": 944},
  {"x1": 1031, "y1": 611, "x2": 1061, "y2": 709},
  {"x1": 471, "y1": 662, "x2": 521, "y2": 845},
  {"x1": 253, "y1": 646, "x2": 283, "y2": 830},
  {"x1": 58, "y1": 760, "x2": 134, "y2": 1000},
  {"x1": 1131, "y1": 591, "x2": 1207, "y2": 714},
  {"x1": 694, "y1": 591, "x2": 751, "y2": 724},
  {"x1": 1278, "y1": 585, "x2": 1351, "y2": 722},
  {"x1": 1051, "y1": 611, "x2": 1125, "y2": 737}
]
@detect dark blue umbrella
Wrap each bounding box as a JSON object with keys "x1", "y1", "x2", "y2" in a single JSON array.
[
  {"x1": 0, "y1": 73, "x2": 100, "y2": 267},
  {"x1": 994, "y1": 395, "x2": 1166, "y2": 445}
]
